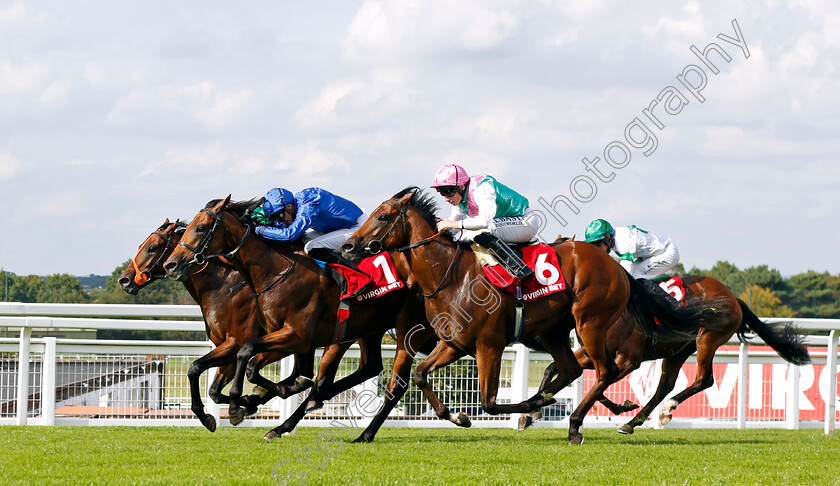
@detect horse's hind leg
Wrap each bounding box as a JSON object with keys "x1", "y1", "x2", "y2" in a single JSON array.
[
  {"x1": 413, "y1": 341, "x2": 470, "y2": 427},
  {"x1": 618, "y1": 344, "x2": 695, "y2": 434},
  {"x1": 354, "y1": 325, "x2": 435, "y2": 443},
  {"x1": 659, "y1": 337, "x2": 722, "y2": 426},
  {"x1": 306, "y1": 333, "x2": 384, "y2": 411}
]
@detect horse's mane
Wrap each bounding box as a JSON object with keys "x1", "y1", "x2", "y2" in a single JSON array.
[
  {"x1": 204, "y1": 198, "x2": 262, "y2": 218},
  {"x1": 392, "y1": 186, "x2": 441, "y2": 227}
]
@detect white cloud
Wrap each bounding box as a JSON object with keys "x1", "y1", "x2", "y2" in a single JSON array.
[
  {"x1": 342, "y1": 0, "x2": 520, "y2": 63},
  {"x1": 275, "y1": 141, "x2": 348, "y2": 175},
  {"x1": 0, "y1": 152, "x2": 22, "y2": 179}
]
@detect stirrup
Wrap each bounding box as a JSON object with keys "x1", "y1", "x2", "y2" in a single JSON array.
[{"x1": 473, "y1": 233, "x2": 534, "y2": 281}]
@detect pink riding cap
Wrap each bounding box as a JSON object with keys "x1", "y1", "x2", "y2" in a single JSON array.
[{"x1": 430, "y1": 163, "x2": 470, "y2": 188}]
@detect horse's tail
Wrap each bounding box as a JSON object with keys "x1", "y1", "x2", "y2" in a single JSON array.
[
  {"x1": 736, "y1": 298, "x2": 811, "y2": 365},
  {"x1": 625, "y1": 274, "x2": 725, "y2": 340}
]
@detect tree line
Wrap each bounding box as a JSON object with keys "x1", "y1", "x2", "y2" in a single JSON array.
[{"x1": 2, "y1": 259, "x2": 839, "y2": 320}]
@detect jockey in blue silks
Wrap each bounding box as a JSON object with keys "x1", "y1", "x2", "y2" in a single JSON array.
[{"x1": 252, "y1": 187, "x2": 364, "y2": 254}]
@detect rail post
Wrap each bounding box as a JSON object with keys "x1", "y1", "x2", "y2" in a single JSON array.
[
  {"x1": 737, "y1": 342, "x2": 748, "y2": 429},
  {"x1": 16, "y1": 325, "x2": 32, "y2": 425},
  {"x1": 509, "y1": 343, "x2": 530, "y2": 429},
  {"x1": 42, "y1": 337, "x2": 57, "y2": 426},
  {"x1": 826, "y1": 330, "x2": 838, "y2": 435},
  {"x1": 786, "y1": 362, "x2": 800, "y2": 430}
]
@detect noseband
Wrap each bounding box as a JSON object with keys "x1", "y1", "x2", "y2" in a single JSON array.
[
  {"x1": 131, "y1": 228, "x2": 179, "y2": 286},
  {"x1": 179, "y1": 208, "x2": 252, "y2": 266}
]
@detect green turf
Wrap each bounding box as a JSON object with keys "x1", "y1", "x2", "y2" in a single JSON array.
[{"x1": 2, "y1": 426, "x2": 839, "y2": 485}]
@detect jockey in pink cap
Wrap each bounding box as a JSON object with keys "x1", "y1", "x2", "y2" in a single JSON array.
[{"x1": 431, "y1": 163, "x2": 540, "y2": 280}]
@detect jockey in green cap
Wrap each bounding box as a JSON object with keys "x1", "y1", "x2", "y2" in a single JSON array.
[{"x1": 584, "y1": 218, "x2": 680, "y2": 280}]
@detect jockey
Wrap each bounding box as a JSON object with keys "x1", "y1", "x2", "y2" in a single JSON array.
[
  {"x1": 251, "y1": 187, "x2": 364, "y2": 254},
  {"x1": 583, "y1": 218, "x2": 680, "y2": 280},
  {"x1": 431, "y1": 163, "x2": 539, "y2": 280}
]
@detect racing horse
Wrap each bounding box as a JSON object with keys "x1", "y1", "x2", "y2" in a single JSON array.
[
  {"x1": 119, "y1": 219, "x2": 320, "y2": 431},
  {"x1": 163, "y1": 197, "x2": 437, "y2": 442},
  {"x1": 341, "y1": 187, "x2": 723, "y2": 445},
  {"x1": 520, "y1": 275, "x2": 811, "y2": 433}
]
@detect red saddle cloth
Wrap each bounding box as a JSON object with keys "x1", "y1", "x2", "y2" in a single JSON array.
[
  {"x1": 657, "y1": 275, "x2": 686, "y2": 302},
  {"x1": 481, "y1": 243, "x2": 566, "y2": 302},
  {"x1": 327, "y1": 252, "x2": 404, "y2": 302}
]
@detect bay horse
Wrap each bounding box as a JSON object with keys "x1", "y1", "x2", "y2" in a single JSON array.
[
  {"x1": 341, "y1": 187, "x2": 723, "y2": 445},
  {"x1": 520, "y1": 276, "x2": 810, "y2": 433},
  {"x1": 163, "y1": 197, "x2": 437, "y2": 442},
  {"x1": 118, "y1": 219, "x2": 318, "y2": 431}
]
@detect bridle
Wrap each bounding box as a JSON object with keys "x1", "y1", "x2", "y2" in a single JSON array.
[
  {"x1": 364, "y1": 201, "x2": 444, "y2": 255},
  {"x1": 178, "y1": 208, "x2": 252, "y2": 266},
  {"x1": 362, "y1": 198, "x2": 458, "y2": 298},
  {"x1": 130, "y1": 228, "x2": 180, "y2": 286}
]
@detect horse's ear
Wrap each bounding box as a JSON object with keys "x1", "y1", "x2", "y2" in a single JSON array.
[
  {"x1": 211, "y1": 195, "x2": 231, "y2": 212},
  {"x1": 163, "y1": 218, "x2": 170, "y2": 226},
  {"x1": 396, "y1": 192, "x2": 414, "y2": 206}
]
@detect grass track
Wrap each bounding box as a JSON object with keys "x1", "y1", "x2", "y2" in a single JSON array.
[{"x1": 3, "y1": 426, "x2": 840, "y2": 485}]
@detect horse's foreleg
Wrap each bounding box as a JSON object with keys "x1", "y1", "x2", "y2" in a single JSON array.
[
  {"x1": 229, "y1": 329, "x2": 298, "y2": 425},
  {"x1": 187, "y1": 338, "x2": 241, "y2": 432},
  {"x1": 413, "y1": 341, "x2": 469, "y2": 427}
]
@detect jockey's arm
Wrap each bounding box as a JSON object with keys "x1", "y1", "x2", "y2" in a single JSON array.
[
  {"x1": 256, "y1": 204, "x2": 316, "y2": 241},
  {"x1": 459, "y1": 182, "x2": 497, "y2": 230}
]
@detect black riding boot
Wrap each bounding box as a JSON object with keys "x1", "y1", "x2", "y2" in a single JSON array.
[{"x1": 474, "y1": 233, "x2": 534, "y2": 281}]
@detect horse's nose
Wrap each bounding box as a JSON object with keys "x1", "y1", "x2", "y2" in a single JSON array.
[
  {"x1": 118, "y1": 276, "x2": 130, "y2": 288},
  {"x1": 164, "y1": 261, "x2": 178, "y2": 273},
  {"x1": 341, "y1": 242, "x2": 355, "y2": 251}
]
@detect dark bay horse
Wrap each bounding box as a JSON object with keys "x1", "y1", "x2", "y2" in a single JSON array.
[
  {"x1": 521, "y1": 275, "x2": 811, "y2": 433},
  {"x1": 341, "y1": 187, "x2": 723, "y2": 444},
  {"x1": 163, "y1": 197, "x2": 437, "y2": 442},
  {"x1": 118, "y1": 219, "x2": 317, "y2": 431}
]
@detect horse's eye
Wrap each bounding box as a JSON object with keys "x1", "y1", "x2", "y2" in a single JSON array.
[
  {"x1": 195, "y1": 225, "x2": 206, "y2": 233},
  {"x1": 377, "y1": 214, "x2": 389, "y2": 222},
  {"x1": 147, "y1": 246, "x2": 157, "y2": 253}
]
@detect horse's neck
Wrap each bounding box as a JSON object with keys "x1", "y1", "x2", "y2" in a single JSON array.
[{"x1": 405, "y1": 221, "x2": 477, "y2": 300}]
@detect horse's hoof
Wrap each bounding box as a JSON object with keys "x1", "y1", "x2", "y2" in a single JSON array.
[
  {"x1": 659, "y1": 413, "x2": 673, "y2": 426},
  {"x1": 617, "y1": 424, "x2": 634, "y2": 435},
  {"x1": 352, "y1": 434, "x2": 374, "y2": 443},
  {"x1": 264, "y1": 430, "x2": 280, "y2": 440},
  {"x1": 569, "y1": 434, "x2": 585, "y2": 445},
  {"x1": 228, "y1": 407, "x2": 245, "y2": 426},
  {"x1": 245, "y1": 406, "x2": 259, "y2": 417},
  {"x1": 454, "y1": 412, "x2": 472, "y2": 428},
  {"x1": 518, "y1": 414, "x2": 534, "y2": 431},
  {"x1": 305, "y1": 400, "x2": 324, "y2": 413},
  {"x1": 202, "y1": 415, "x2": 217, "y2": 433},
  {"x1": 622, "y1": 400, "x2": 639, "y2": 412}
]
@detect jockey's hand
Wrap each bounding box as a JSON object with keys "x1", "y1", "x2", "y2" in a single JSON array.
[{"x1": 436, "y1": 219, "x2": 461, "y2": 232}]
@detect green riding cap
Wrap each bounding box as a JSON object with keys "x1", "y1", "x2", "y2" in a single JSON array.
[{"x1": 584, "y1": 218, "x2": 615, "y2": 243}]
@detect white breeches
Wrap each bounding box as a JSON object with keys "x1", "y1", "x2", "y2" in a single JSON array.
[
  {"x1": 303, "y1": 214, "x2": 365, "y2": 254},
  {"x1": 628, "y1": 243, "x2": 680, "y2": 279},
  {"x1": 455, "y1": 209, "x2": 542, "y2": 244}
]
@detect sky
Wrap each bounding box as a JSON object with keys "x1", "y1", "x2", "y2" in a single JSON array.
[{"x1": 1, "y1": 1, "x2": 838, "y2": 277}]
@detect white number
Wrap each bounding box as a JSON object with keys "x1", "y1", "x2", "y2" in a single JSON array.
[
  {"x1": 535, "y1": 252, "x2": 560, "y2": 286},
  {"x1": 372, "y1": 254, "x2": 397, "y2": 284},
  {"x1": 659, "y1": 277, "x2": 684, "y2": 301}
]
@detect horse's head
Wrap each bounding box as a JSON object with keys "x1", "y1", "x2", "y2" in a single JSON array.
[
  {"x1": 119, "y1": 219, "x2": 185, "y2": 294},
  {"x1": 342, "y1": 186, "x2": 438, "y2": 263},
  {"x1": 164, "y1": 195, "x2": 253, "y2": 281}
]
